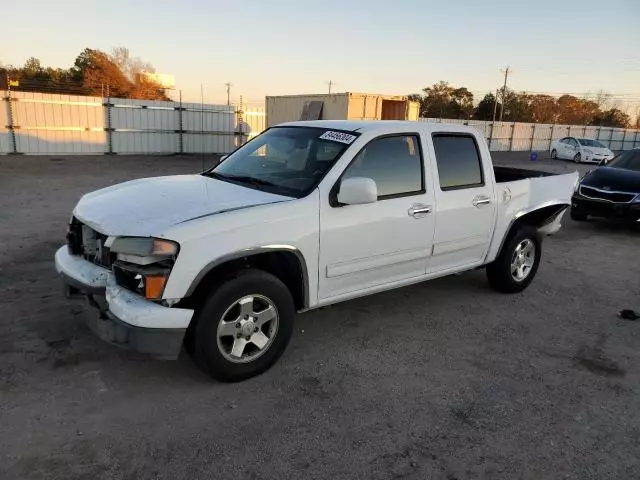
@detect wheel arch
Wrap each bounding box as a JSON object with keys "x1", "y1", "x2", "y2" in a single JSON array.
[
  {"x1": 182, "y1": 246, "x2": 309, "y2": 312},
  {"x1": 495, "y1": 202, "x2": 569, "y2": 258}
]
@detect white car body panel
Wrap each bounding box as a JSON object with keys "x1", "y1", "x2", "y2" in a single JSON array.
[
  {"x1": 425, "y1": 130, "x2": 498, "y2": 272},
  {"x1": 55, "y1": 246, "x2": 193, "y2": 329},
  {"x1": 58, "y1": 120, "x2": 579, "y2": 332},
  {"x1": 74, "y1": 174, "x2": 291, "y2": 236},
  {"x1": 161, "y1": 191, "x2": 320, "y2": 305},
  {"x1": 551, "y1": 137, "x2": 614, "y2": 163}
]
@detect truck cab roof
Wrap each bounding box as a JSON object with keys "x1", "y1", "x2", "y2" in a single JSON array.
[{"x1": 280, "y1": 120, "x2": 477, "y2": 135}]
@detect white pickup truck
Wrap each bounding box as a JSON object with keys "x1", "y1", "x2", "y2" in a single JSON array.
[{"x1": 55, "y1": 121, "x2": 578, "y2": 381}]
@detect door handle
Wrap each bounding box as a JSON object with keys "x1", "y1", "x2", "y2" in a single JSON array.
[
  {"x1": 472, "y1": 196, "x2": 492, "y2": 207},
  {"x1": 408, "y1": 203, "x2": 432, "y2": 218}
]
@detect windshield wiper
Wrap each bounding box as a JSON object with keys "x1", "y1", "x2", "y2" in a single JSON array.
[
  {"x1": 202, "y1": 170, "x2": 224, "y2": 179},
  {"x1": 223, "y1": 175, "x2": 278, "y2": 188}
]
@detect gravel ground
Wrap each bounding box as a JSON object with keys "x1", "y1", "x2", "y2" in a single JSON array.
[{"x1": 1, "y1": 152, "x2": 639, "y2": 480}]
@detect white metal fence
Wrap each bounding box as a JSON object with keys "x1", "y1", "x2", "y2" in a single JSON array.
[
  {"x1": 3, "y1": 91, "x2": 638, "y2": 156},
  {"x1": 0, "y1": 90, "x2": 266, "y2": 155},
  {"x1": 419, "y1": 117, "x2": 640, "y2": 152}
]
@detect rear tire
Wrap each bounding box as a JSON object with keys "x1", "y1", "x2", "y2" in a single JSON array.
[
  {"x1": 193, "y1": 269, "x2": 295, "y2": 382},
  {"x1": 570, "y1": 207, "x2": 588, "y2": 221},
  {"x1": 551, "y1": 149, "x2": 557, "y2": 160},
  {"x1": 487, "y1": 227, "x2": 542, "y2": 294},
  {"x1": 573, "y1": 153, "x2": 581, "y2": 163}
]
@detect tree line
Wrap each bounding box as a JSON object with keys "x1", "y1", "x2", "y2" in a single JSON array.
[
  {"x1": 409, "y1": 81, "x2": 635, "y2": 128},
  {"x1": 0, "y1": 48, "x2": 169, "y2": 100}
]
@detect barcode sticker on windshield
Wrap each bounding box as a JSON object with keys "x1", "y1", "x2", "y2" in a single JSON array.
[{"x1": 319, "y1": 131, "x2": 357, "y2": 144}]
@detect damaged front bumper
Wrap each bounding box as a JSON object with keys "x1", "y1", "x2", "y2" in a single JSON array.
[{"x1": 54, "y1": 246, "x2": 193, "y2": 359}]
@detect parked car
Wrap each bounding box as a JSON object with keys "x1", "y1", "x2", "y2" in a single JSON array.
[
  {"x1": 55, "y1": 121, "x2": 578, "y2": 382},
  {"x1": 571, "y1": 148, "x2": 640, "y2": 222},
  {"x1": 550, "y1": 137, "x2": 614, "y2": 164}
]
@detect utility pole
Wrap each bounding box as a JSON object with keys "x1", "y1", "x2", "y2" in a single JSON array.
[
  {"x1": 224, "y1": 82, "x2": 232, "y2": 106},
  {"x1": 327, "y1": 80, "x2": 334, "y2": 94},
  {"x1": 492, "y1": 88, "x2": 499, "y2": 123},
  {"x1": 499, "y1": 66, "x2": 510, "y2": 122}
]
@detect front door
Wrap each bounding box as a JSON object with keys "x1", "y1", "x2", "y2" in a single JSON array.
[
  {"x1": 318, "y1": 134, "x2": 435, "y2": 300},
  {"x1": 557, "y1": 138, "x2": 569, "y2": 159},
  {"x1": 428, "y1": 133, "x2": 497, "y2": 272}
]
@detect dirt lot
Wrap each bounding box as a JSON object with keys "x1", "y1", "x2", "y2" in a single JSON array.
[{"x1": 1, "y1": 152, "x2": 639, "y2": 480}]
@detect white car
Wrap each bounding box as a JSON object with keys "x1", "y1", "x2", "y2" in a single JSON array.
[
  {"x1": 550, "y1": 137, "x2": 614, "y2": 164},
  {"x1": 55, "y1": 121, "x2": 578, "y2": 381}
]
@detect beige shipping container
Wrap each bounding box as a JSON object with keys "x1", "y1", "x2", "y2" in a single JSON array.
[{"x1": 266, "y1": 92, "x2": 419, "y2": 127}]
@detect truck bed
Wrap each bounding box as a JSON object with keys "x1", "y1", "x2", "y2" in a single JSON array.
[
  {"x1": 493, "y1": 165, "x2": 556, "y2": 183},
  {"x1": 485, "y1": 165, "x2": 579, "y2": 262}
]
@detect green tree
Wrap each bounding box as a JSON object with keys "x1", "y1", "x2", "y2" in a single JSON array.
[
  {"x1": 451, "y1": 87, "x2": 474, "y2": 119},
  {"x1": 556, "y1": 95, "x2": 599, "y2": 124},
  {"x1": 501, "y1": 90, "x2": 534, "y2": 122},
  {"x1": 74, "y1": 48, "x2": 132, "y2": 97},
  {"x1": 592, "y1": 108, "x2": 631, "y2": 128},
  {"x1": 23, "y1": 57, "x2": 43, "y2": 76},
  {"x1": 529, "y1": 95, "x2": 557, "y2": 123},
  {"x1": 474, "y1": 92, "x2": 498, "y2": 120},
  {"x1": 411, "y1": 81, "x2": 474, "y2": 119}
]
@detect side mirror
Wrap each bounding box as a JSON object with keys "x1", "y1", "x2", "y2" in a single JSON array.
[{"x1": 337, "y1": 177, "x2": 378, "y2": 205}]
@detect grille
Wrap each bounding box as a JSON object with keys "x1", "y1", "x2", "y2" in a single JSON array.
[
  {"x1": 67, "y1": 217, "x2": 115, "y2": 268},
  {"x1": 579, "y1": 185, "x2": 637, "y2": 203}
]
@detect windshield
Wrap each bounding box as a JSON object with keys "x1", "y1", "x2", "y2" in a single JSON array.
[
  {"x1": 578, "y1": 138, "x2": 605, "y2": 148},
  {"x1": 206, "y1": 127, "x2": 358, "y2": 197},
  {"x1": 607, "y1": 150, "x2": 640, "y2": 171}
]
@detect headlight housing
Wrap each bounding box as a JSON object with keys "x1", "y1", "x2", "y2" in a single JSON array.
[
  {"x1": 109, "y1": 237, "x2": 178, "y2": 258},
  {"x1": 108, "y1": 237, "x2": 179, "y2": 300}
]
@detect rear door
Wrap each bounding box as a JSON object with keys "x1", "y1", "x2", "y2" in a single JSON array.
[
  {"x1": 566, "y1": 138, "x2": 579, "y2": 158},
  {"x1": 428, "y1": 132, "x2": 497, "y2": 272},
  {"x1": 318, "y1": 133, "x2": 435, "y2": 299}
]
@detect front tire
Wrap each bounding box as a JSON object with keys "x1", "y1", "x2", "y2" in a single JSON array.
[
  {"x1": 487, "y1": 227, "x2": 542, "y2": 293},
  {"x1": 193, "y1": 269, "x2": 295, "y2": 382},
  {"x1": 551, "y1": 149, "x2": 558, "y2": 160},
  {"x1": 573, "y1": 153, "x2": 581, "y2": 163}
]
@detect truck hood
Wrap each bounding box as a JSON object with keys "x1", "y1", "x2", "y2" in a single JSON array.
[
  {"x1": 581, "y1": 167, "x2": 640, "y2": 193},
  {"x1": 74, "y1": 174, "x2": 292, "y2": 236}
]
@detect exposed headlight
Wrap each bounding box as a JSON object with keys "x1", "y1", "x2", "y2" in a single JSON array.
[{"x1": 108, "y1": 237, "x2": 179, "y2": 300}]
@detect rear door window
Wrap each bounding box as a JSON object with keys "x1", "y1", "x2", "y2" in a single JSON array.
[{"x1": 432, "y1": 134, "x2": 484, "y2": 190}]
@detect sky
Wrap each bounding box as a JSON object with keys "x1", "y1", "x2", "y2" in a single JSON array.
[{"x1": 4, "y1": 0, "x2": 640, "y2": 111}]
